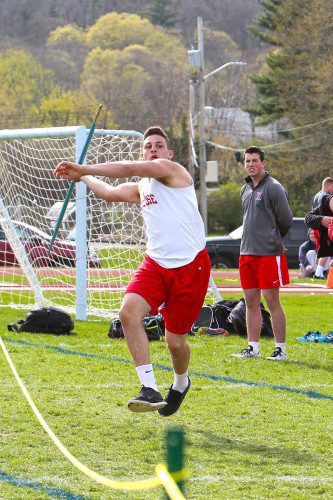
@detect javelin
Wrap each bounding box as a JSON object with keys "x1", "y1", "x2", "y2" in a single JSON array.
[{"x1": 48, "y1": 104, "x2": 103, "y2": 254}]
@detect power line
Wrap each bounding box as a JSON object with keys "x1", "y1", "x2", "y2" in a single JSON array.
[
  {"x1": 261, "y1": 130, "x2": 331, "y2": 149},
  {"x1": 206, "y1": 141, "x2": 239, "y2": 152},
  {"x1": 277, "y1": 116, "x2": 333, "y2": 133},
  {"x1": 206, "y1": 136, "x2": 331, "y2": 154},
  {"x1": 265, "y1": 140, "x2": 330, "y2": 154},
  {"x1": 207, "y1": 128, "x2": 332, "y2": 153},
  {"x1": 206, "y1": 126, "x2": 277, "y2": 137},
  {"x1": 206, "y1": 122, "x2": 332, "y2": 138}
]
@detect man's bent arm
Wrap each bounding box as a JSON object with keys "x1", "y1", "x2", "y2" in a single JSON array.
[
  {"x1": 305, "y1": 205, "x2": 323, "y2": 229},
  {"x1": 81, "y1": 176, "x2": 140, "y2": 203}
]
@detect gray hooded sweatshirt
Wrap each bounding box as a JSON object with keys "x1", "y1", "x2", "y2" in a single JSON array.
[{"x1": 240, "y1": 172, "x2": 293, "y2": 256}]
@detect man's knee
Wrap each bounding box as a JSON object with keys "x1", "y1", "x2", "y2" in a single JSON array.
[
  {"x1": 119, "y1": 303, "x2": 143, "y2": 327},
  {"x1": 306, "y1": 250, "x2": 317, "y2": 269},
  {"x1": 165, "y1": 334, "x2": 187, "y2": 353},
  {"x1": 119, "y1": 293, "x2": 151, "y2": 327},
  {"x1": 244, "y1": 295, "x2": 261, "y2": 310},
  {"x1": 263, "y1": 291, "x2": 281, "y2": 312},
  {"x1": 118, "y1": 305, "x2": 132, "y2": 327}
]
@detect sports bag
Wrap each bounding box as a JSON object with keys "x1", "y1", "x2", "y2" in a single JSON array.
[
  {"x1": 191, "y1": 299, "x2": 239, "y2": 334},
  {"x1": 108, "y1": 314, "x2": 165, "y2": 342},
  {"x1": 191, "y1": 298, "x2": 273, "y2": 337},
  {"x1": 228, "y1": 298, "x2": 273, "y2": 337},
  {"x1": 7, "y1": 307, "x2": 74, "y2": 335}
]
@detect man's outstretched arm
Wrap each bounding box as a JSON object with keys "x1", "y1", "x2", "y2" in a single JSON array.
[{"x1": 54, "y1": 158, "x2": 185, "y2": 183}]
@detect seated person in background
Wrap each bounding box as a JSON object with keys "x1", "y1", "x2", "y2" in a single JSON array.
[
  {"x1": 299, "y1": 229, "x2": 317, "y2": 277},
  {"x1": 306, "y1": 194, "x2": 333, "y2": 278}
]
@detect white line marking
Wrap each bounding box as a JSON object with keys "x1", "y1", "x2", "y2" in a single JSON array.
[{"x1": 192, "y1": 475, "x2": 333, "y2": 484}]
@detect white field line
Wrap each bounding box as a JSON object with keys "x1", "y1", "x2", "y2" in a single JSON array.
[
  {"x1": 183, "y1": 383, "x2": 333, "y2": 391},
  {"x1": 1, "y1": 285, "x2": 332, "y2": 295},
  {"x1": 0, "y1": 285, "x2": 127, "y2": 292},
  {"x1": 192, "y1": 475, "x2": 333, "y2": 484}
]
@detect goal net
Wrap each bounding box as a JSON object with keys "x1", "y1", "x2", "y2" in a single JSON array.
[
  {"x1": 0, "y1": 126, "x2": 147, "y2": 319},
  {"x1": 0, "y1": 126, "x2": 218, "y2": 320}
]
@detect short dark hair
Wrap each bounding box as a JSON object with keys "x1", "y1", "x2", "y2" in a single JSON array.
[
  {"x1": 143, "y1": 126, "x2": 171, "y2": 148},
  {"x1": 244, "y1": 145, "x2": 265, "y2": 162}
]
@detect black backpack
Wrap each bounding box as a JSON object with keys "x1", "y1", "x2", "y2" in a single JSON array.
[
  {"x1": 228, "y1": 298, "x2": 273, "y2": 337},
  {"x1": 7, "y1": 307, "x2": 74, "y2": 335},
  {"x1": 108, "y1": 314, "x2": 165, "y2": 342}
]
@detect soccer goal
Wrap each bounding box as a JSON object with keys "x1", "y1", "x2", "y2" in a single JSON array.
[
  {"x1": 0, "y1": 125, "x2": 218, "y2": 320},
  {"x1": 0, "y1": 126, "x2": 147, "y2": 319}
]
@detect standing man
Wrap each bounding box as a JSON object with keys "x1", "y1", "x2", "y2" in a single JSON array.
[
  {"x1": 230, "y1": 146, "x2": 293, "y2": 360},
  {"x1": 54, "y1": 126, "x2": 211, "y2": 415},
  {"x1": 312, "y1": 177, "x2": 333, "y2": 209},
  {"x1": 306, "y1": 194, "x2": 333, "y2": 260},
  {"x1": 311, "y1": 178, "x2": 333, "y2": 278}
]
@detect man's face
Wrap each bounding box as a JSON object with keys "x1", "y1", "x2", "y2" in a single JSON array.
[
  {"x1": 244, "y1": 153, "x2": 266, "y2": 179},
  {"x1": 325, "y1": 182, "x2": 333, "y2": 194},
  {"x1": 142, "y1": 134, "x2": 174, "y2": 161}
]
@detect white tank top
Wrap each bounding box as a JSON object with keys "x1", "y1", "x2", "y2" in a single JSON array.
[{"x1": 140, "y1": 178, "x2": 206, "y2": 268}]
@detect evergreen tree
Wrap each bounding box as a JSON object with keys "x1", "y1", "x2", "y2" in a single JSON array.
[
  {"x1": 247, "y1": 0, "x2": 283, "y2": 46},
  {"x1": 245, "y1": 48, "x2": 288, "y2": 124},
  {"x1": 142, "y1": 0, "x2": 181, "y2": 28},
  {"x1": 246, "y1": 0, "x2": 333, "y2": 212},
  {"x1": 246, "y1": 0, "x2": 332, "y2": 125},
  {"x1": 245, "y1": 0, "x2": 287, "y2": 123}
]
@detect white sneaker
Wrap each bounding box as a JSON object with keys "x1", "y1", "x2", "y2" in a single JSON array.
[
  {"x1": 230, "y1": 346, "x2": 261, "y2": 358},
  {"x1": 266, "y1": 347, "x2": 286, "y2": 361}
]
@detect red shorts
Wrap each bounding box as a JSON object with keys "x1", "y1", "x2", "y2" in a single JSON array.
[
  {"x1": 125, "y1": 249, "x2": 211, "y2": 334},
  {"x1": 239, "y1": 254, "x2": 289, "y2": 290}
]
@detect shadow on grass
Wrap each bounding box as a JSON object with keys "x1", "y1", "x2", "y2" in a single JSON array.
[
  {"x1": 286, "y1": 359, "x2": 333, "y2": 373},
  {"x1": 193, "y1": 429, "x2": 314, "y2": 465}
]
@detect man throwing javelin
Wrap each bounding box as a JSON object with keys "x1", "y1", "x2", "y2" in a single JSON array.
[
  {"x1": 54, "y1": 126, "x2": 211, "y2": 415},
  {"x1": 230, "y1": 146, "x2": 293, "y2": 360}
]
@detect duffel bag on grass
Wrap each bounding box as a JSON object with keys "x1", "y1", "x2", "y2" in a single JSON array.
[
  {"x1": 7, "y1": 307, "x2": 74, "y2": 335},
  {"x1": 191, "y1": 298, "x2": 273, "y2": 337},
  {"x1": 108, "y1": 313, "x2": 165, "y2": 342}
]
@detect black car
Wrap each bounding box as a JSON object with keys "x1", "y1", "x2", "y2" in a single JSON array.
[{"x1": 206, "y1": 217, "x2": 308, "y2": 269}]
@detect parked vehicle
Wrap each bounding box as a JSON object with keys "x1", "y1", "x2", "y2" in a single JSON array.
[
  {"x1": 0, "y1": 221, "x2": 101, "y2": 267},
  {"x1": 206, "y1": 217, "x2": 308, "y2": 269}
]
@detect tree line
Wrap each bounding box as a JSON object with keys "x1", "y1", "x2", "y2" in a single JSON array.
[{"x1": 0, "y1": 0, "x2": 331, "y2": 227}]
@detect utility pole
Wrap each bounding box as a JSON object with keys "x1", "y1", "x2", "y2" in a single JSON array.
[
  {"x1": 188, "y1": 77, "x2": 196, "y2": 179},
  {"x1": 197, "y1": 17, "x2": 208, "y2": 233},
  {"x1": 188, "y1": 18, "x2": 246, "y2": 235}
]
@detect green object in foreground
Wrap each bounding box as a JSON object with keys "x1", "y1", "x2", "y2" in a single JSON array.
[{"x1": 166, "y1": 427, "x2": 184, "y2": 496}]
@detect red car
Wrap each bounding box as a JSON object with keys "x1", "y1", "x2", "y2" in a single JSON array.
[{"x1": 0, "y1": 221, "x2": 101, "y2": 267}]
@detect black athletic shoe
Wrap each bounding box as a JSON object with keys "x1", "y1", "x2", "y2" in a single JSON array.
[
  {"x1": 127, "y1": 386, "x2": 167, "y2": 413},
  {"x1": 158, "y1": 377, "x2": 191, "y2": 417}
]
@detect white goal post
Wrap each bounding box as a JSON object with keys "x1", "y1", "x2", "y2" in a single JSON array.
[{"x1": 0, "y1": 125, "x2": 218, "y2": 320}]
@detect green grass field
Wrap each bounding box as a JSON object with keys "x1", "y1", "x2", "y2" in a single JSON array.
[{"x1": 1, "y1": 294, "x2": 332, "y2": 499}]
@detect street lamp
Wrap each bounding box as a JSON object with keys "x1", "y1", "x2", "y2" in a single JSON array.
[
  {"x1": 204, "y1": 61, "x2": 247, "y2": 81},
  {"x1": 188, "y1": 18, "x2": 246, "y2": 234}
]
